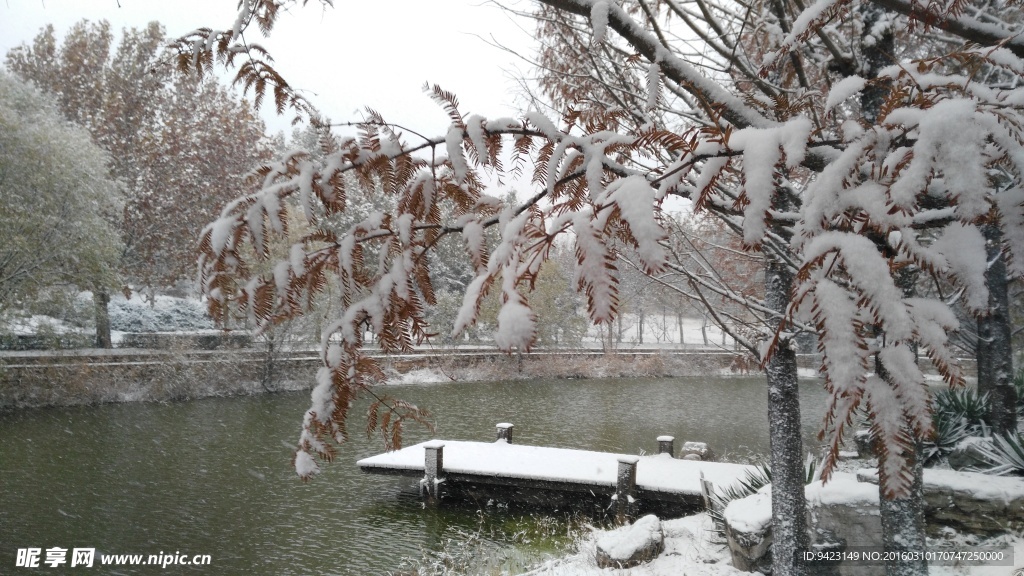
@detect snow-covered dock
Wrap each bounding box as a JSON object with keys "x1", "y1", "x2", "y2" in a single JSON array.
[{"x1": 358, "y1": 431, "x2": 756, "y2": 519}]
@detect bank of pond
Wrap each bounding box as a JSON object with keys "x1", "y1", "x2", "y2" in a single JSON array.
[{"x1": 3, "y1": 376, "x2": 834, "y2": 574}]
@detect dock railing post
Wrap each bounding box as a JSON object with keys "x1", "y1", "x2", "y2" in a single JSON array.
[
  {"x1": 614, "y1": 456, "x2": 639, "y2": 525},
  {"x1": 496, "y1": 423, "x2": 514, "y2": 444},
  {"x1": 657, "y1": 435, "x2": 675, "y2": 457},
  {"x1": 420, "y1": 441, "x2": 445, "y2": 506}
]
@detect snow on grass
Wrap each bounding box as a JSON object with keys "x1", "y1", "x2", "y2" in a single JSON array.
[
  {"x1": 523, "y1": 513, "x2": 750, "y2": 575},
  {"x1": 1, "y1": 314, "x2": 87, "y2": 336},
  {"x1": 389, "y1": 368, "x2": 452, "y2": 385},
  {"x1": 595, "y1": 514, "x2": 662, "y2": 563}
]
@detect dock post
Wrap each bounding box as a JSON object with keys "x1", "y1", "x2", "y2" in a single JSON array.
[
  {"x1": 496, "y1": 423, "x2": 514, "y2": 444},
  {"x1": 657, "y1": 435, "x2": 675, "y2": 457},
  {"x1": 614, "y1": 456, "x2": 639, "y2": 525},
  {"x1": 420, "y1": 441, "x2": 445, "y2": 506}
]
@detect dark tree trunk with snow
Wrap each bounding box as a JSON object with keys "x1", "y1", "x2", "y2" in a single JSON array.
[
  {"x1": 765, "y1": 254, "x2": 808, "y2": 576},
  {"x1": 858, "y1": 8, "x2": 927, "y2": 574},
  {"x1": 877, "y1": 264, "x2": 928, "y2": 576},
  {"x1": 880, "y1": 444, "x2": 927, "y2": 576},
  {"x1": 977, "y1": 219, "x2": 1018, "y2": 435},
  {"x1": 93, "y1": 289, "x2": 112, "y2": 349}
]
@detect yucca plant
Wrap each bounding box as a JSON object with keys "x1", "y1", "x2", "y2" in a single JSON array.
[
  {"x1": 974, "y1": 433, "x2": 1024, "y2": 476},
  {"x1": 933, "y1": 388, "x2": 991, "y2": 433},
  {"x1": 922, "y1": 388, "x2": 991, "y2": 466},
  {"x1": 706, "y1": 463, "x2": 772, "y2": 536},
  {"x1": 922, "y1": 415, "x2": 971, "y2": 466}
]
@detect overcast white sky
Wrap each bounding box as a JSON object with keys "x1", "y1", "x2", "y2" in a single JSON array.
[{"x1": 0, "y1": 0, "x2": 537, "y2": 138}]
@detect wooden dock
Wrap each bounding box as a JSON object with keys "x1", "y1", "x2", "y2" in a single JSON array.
[{"x1": 358, "y1": 425, "x2": 757, "y2": 520}]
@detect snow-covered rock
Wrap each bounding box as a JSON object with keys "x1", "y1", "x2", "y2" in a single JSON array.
[
  {"x1": 680, "y1": 441, "x2": 716, "y2": 461},
  {"x1": 857, "y1": 467, "x2": 1024, "y2": 535},
  {"x1": 946, "y1": 436, "x2": 995, "y2": 471},
  {"x1": 853, "y1": 428, "x2": 874, "y2": 458},
  {"x1": 595, "y1": 514, "x2": 665, "y2": 569},
  {"x1": 806, "y1": 474, "x2": 883, "y2": 576},
  {"x1": 722, "y1": 488, "x2": 773, "y2": 573},
  {"x1": 725, "y1": 469, "x2": 1024, "y2": 573}
]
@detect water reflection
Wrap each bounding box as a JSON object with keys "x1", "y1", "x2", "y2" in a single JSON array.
[{"x1": 0, "y1": 376, "x2": 828, "y2": 574}]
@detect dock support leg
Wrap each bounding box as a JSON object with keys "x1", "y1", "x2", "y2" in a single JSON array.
[
  {"x1": 420, "y1": 441, "x2": 445, "y2": 506},
  {"x1": 614, "y1": 456, "x2": 639, "y2": 525},
  {"x1": 657, "y1": 435, "x2": 674, "y2": 457},
  {"x1": 496, "y1": 423, "x2": 514, "y2": 443}
]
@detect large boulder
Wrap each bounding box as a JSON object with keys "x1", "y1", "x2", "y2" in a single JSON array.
[
  {"x1": 595, "y1": 514, "x2": 665, "y2": 569},
  {"x1": 722, "y1": 474, "x2": 881, "y2": 576},
  {"x1": 858, "y1": 467, "x2": 1024, "y2": 535},
  {"x1": 946, "y1": 436, "x2": 995, "y2": 471},
  {"x1": 805, "y1": 474, "x2": 883, "y2": 576}
]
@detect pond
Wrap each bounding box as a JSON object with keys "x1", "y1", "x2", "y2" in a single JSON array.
[{"x1": 0, "y1": 376, "x2": 830, "y2": 574}]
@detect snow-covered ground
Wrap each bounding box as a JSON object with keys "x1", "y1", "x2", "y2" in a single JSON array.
[
  {"x1": 523, "y1": 513, "x2": 752, "y2": 575},
  {"x1": 522, "y1": 512, "x2": 1024, "y2": 575},
  {"x1": 2, "y1": 314, "x2": 87, "y2": 336},
  {"x1": 1, "y1": 292, "x2": 217, "y2": 346},
  {"x1": 585, "y1": 313, "x2": 736, "y2": 349}
]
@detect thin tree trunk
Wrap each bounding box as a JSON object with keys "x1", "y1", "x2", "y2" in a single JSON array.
[
  {"x1": 977, "y1": 218, "x2": 1018, "y2": 435},
  {"x1": 93, "y1": 289, "x2": 112, "y2": 349},
  {"x1": 765, "y1": 254, "x2": 808, "y2": 576},
  {"x1": 261, "y1": 333, "x2": 276, "y2": 392}
]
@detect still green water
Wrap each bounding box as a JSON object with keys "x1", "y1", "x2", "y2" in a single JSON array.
[{"x1": 0, "y1": 376, "x2": 829, "y2": 574}]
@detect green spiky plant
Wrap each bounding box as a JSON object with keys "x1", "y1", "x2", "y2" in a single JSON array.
[
  {"x1": 922, "y1": 416, "x2": 972, "y2": 466},
  {"x1": 934, "y1": 388, "x2": 991, "y2": 432},
  {"x1": 973, "y1": 433, "x2": 1024, "y2": 476},
  {"x1": 922, "y1": 388, "x2": 991, "y2": 466}
]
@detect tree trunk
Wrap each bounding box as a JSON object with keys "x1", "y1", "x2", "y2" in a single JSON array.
[
  {"x1": 261, "y1": 332, "x2": 276, "y2": 392},
  {"x1": 877, "y1": 264, "x2": 928, "y2": 576},
  {"x1": 765, "y1": 254, "x2": 808, "y2": 576},
  {"x1": 678, "y1": 311, "x2": 685, "y2": 347},
  {"x1": 857, "y1": 6, "x2": 927, "y2": 574},
  {"x1": 880, "y1": 443, "x2": 927, "y2": 576},
  {"x1": 638, "y1": 308, "x2": 645, "y2": 344},
  {"x1": 977, "y1": 218, "x2": 1018, "y2": 435},
  {"x1": 93, "y1": 289, "x2": 112, "y2": 349}
]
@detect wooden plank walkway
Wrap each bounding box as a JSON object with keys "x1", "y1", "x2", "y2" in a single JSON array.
[{"x1": 358, "y1": 427, "x2": 757, "y2": 519}]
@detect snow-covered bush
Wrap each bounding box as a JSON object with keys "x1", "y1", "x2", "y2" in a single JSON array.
[{"x1": 105, "y1": 293, "x2": 215, "y2": 333}]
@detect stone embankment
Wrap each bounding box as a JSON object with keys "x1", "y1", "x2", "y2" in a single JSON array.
[
  {"x1": 722, "y1": 468, "x2": 1024, "y2": 575},
  {"x1": 0, "y1": 346, "x2": 823, "y2": 409}
]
